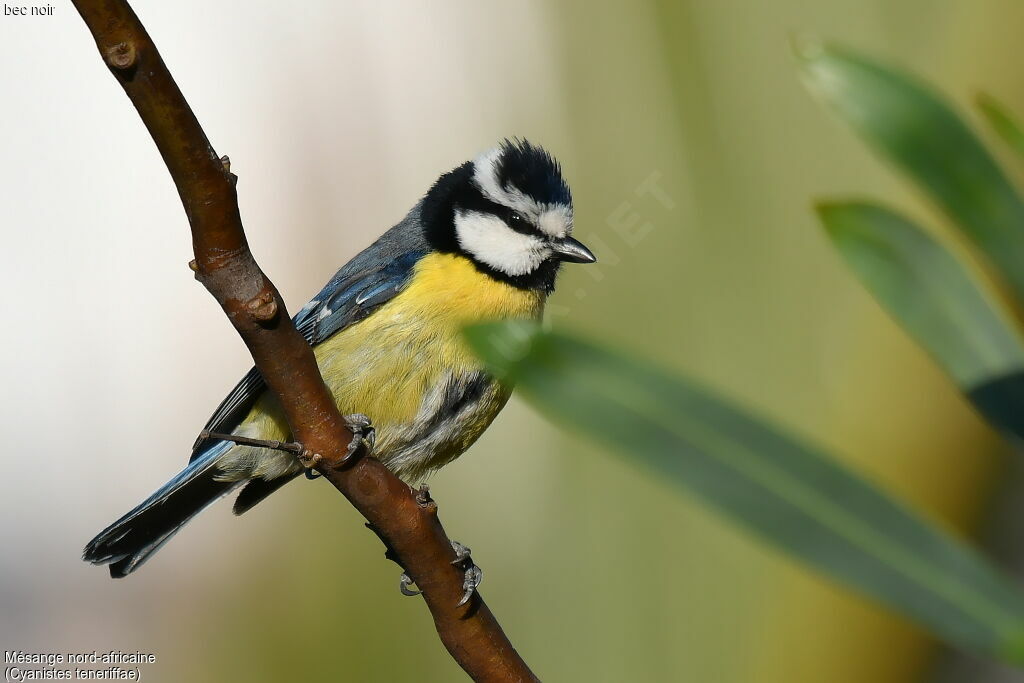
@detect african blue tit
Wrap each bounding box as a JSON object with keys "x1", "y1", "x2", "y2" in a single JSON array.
[{"x1": 83, "y1": 139, "x2": 595, "y2": 578}]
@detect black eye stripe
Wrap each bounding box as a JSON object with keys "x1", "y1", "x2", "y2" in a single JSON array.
[
  {"x1": 453, "y1": 185, "x2": 543, "y2": 237},
  {"x1": 505, "y1": 209, "x2": 540, "y2": 236}
]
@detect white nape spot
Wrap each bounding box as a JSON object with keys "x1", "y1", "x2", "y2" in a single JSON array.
[{"x1": 454, "y1": 209, "x2": 549, "y2": 276}]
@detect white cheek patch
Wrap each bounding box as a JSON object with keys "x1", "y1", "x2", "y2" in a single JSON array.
[{"x1": 454, "y1": 209, "x2": 550, "y2": 276}]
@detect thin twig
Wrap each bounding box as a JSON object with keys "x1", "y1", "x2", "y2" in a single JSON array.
[
  {"x1": 197, "y1": 430, "x2": 305, "y2": 455},
  {"x1": 70, "y1": 2, "x2": 537, "y2": 680}
]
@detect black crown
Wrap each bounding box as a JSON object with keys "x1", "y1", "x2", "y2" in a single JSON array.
[{"x1": 495, "y1": 138, "x2": 572, "y2": 207}]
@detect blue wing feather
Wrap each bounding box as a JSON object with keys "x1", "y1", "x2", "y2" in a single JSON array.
[
  {"x1": 311, "y1": 249, "x2": 424, "y2": 342},
  {"x1": 190, "y1": 210, "x2": 429, "y2": 461}
]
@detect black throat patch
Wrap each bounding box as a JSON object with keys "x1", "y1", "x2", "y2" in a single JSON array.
[{"x1": 420, "y1": 161, "x2": 562, "y2": 293}]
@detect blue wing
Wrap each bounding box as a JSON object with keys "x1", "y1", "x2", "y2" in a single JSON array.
[
  {"x1": 294, "y1": 249, "x2": 424, "y2": 345},
  {"x1": 190, "y1": 212, "x2": 429, "y2": 460}
]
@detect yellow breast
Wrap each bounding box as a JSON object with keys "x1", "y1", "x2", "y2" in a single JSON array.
[
  {"x1": 317, "y1": 251, "x2": 543, "y2": 421},
  {"x1": 229, "y1": 252, "x2": 543, "y2": 479}
]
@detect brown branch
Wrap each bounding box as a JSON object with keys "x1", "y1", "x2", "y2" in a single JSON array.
[{"x1": 70, "y1": 2, "x2": 537, "y2": 681}]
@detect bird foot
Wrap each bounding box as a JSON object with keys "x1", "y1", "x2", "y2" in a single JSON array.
[
  {"x1": 342, "y1": 413, "x2": 375, "y2": 464},
  {"x1": 450, "y1": 540, "x2": 483, "y2": 607},
  {"x1": 197, "y1": 413, "x2": 374, "y2": 479},
  {"x1": 302, "y1": 414, "x2": 374, "y2": 477},
  {"x1": 399, "y1": 541, "x2": 482, "y2": 606}
]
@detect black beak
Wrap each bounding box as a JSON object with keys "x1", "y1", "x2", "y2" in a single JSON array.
[{"x1": 550, "y1": 236, "x2": 597, "y2": 264}]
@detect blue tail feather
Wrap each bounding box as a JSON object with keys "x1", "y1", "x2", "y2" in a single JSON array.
[{"x1": 83, "y1": 442, "x2": 241, "y2": 578}]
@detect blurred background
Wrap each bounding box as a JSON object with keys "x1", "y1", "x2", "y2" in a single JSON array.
[{"x1": 2, "y1": 1, "x2": 1024, "y2": 680}]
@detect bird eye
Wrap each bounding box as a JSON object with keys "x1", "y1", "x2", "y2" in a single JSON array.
[
  {"x1": 507, "y1": 211, "x2": 533, "y2": 234},
  {"x1": 505, "y1": 210, "x2": 535, "y2": 235}
]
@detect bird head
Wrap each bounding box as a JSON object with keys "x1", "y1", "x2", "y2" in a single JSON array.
[{"x1": 421, "y1": 139, "x2": 596, "y2": 292}]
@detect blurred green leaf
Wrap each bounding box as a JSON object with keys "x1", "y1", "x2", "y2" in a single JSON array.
[
  {"x1": 467, "y1": 322, "x2": 1024, "y2": 664},
  {"x1": 977, "y1": 92, "x2": 1024, "y2": 164},
  {"x1": 817, "y1": 202, "x2": 1024, "y2": 388},
  {"x1": 797, "y1": 41, "x2": 1024, "y2": 299},
  {"x1": 818, "y1": 202, "x2": 1024, "y2": 439}
]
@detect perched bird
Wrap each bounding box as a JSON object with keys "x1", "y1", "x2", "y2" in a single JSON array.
[{"x1": 83, "y1": 139, "x2": 595, "y2": 578}]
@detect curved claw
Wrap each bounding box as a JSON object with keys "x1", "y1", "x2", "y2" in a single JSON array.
[
  {"x1": 397, "y1": 540, "x2": 483, "y2": 605},
  {"x1": 450, "y1": 540, "x2": 471, "y2": 564},
  {"x1": 341, "y1": 413, "x2": 376, "y2": 465},
  {"x1": 457, "y1": 565, "x2": 483, "y2": 607},
  {"x1": 450, "y1": 540, "x2": 483, "y2": 607},
  {"x1": 399, "y1": 572, "x2": 422, "y2": 597}
]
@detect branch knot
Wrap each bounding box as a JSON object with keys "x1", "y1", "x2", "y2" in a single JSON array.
[
  {"x1": 245, "y1": 291, "x2": 278, "y2": 322},
  {"x1": 104, "y1": 41, "x2": 137, "y2": 70}
]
